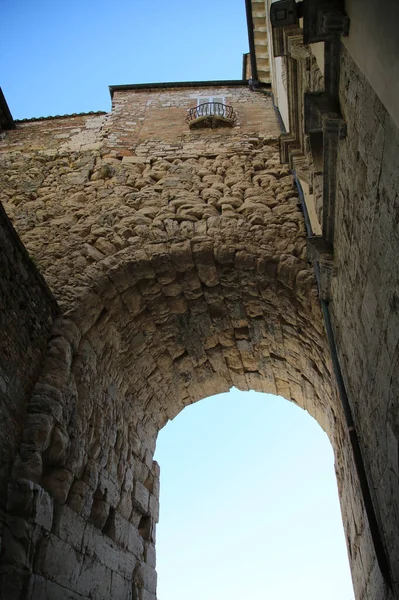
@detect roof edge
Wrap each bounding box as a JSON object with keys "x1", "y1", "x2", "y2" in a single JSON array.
[
  {"x1": 14, "y1": 110, "x2": 107, "y2": 124},
  {"x1": 0, "y1": 88, "x2": 15, "y2": 130},
  {"x1": 109, "y1": 79, "x2": 271, "y2": 97}
]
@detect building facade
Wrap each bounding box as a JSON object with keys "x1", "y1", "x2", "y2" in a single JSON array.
[
  {"x1": 0, "y1": 1, "x2": 398, "y2": 599},
  {"x1": 246, "y1": 1, "x2": 399, "y2": 599}
]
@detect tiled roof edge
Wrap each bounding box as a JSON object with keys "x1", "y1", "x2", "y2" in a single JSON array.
[{"x1": 15, "y1": 110, "x2": 107, "y2": 123}]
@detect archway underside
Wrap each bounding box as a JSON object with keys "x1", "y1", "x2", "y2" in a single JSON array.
[{"x1": 1, "y1": 142, "x2": 376, "y2": 600}]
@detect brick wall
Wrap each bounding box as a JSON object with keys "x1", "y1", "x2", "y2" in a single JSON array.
[{"x1": 105, "y1": 84, "x2": 280, "y2": 149}]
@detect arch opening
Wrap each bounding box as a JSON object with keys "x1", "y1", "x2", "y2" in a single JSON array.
[{"x1": 154, "y1": 389, "x2": 355, "y2": 600}]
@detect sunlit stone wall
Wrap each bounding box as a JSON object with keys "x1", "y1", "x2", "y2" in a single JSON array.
[{"x1": 0, "y1": 84, "x2": 373, "y2": 600}]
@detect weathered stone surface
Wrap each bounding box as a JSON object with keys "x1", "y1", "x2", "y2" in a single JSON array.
[
  {"x1": 52, "y1": 504, "x2": 86, "y2": 551},
  {"x1": 0, "y1": 77, "x2": 395, "y2": 600},
  {"x1": 34, "y1": 535, "x2": 84, "y2": 590},
  {"x1": 29, "y1": 576, "x2": 88, "y2": 600},
  {"x1": 0, "y1": 201, "x2": 56, "y2": 559},
  {"x1": 332, "y1": 46, "x2": 399, "y2": 598}
]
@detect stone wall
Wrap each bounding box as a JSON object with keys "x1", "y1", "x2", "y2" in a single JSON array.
[
  {"x1": 331, "y1": 45, "x2": 399, "y2": 598},
  {"x1": 4, "y1": 113, "x2": 107, "y2": 153},
  {"x1": 0, "y1": 202, "x2": 57, "y2": 583},
  {"x1": 0, "y1": 83, "x2": 374, "y2": 599}
]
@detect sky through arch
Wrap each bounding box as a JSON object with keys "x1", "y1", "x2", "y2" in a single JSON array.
[{"x1": 155, "y1": 389, "x2": 355, "y2": 600}]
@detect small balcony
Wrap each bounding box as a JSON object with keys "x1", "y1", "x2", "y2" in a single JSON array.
[{"x1": 186, "y1": 102, "x2": 237, "y2": 129}]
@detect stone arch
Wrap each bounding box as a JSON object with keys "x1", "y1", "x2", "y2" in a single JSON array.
[
  {"x1": 15, "y1": 237, "x2": 336, "y2": 482},
  {"x1": 1, "y1": 143, "x2": 374, "y2": 599},
  {"x1": 7, "y1": 238, "x2": 362, "y2": 599}
]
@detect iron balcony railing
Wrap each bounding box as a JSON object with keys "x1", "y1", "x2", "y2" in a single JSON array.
[{"x1": 186, "y1": 102, "x2": 237, "y2": 128}]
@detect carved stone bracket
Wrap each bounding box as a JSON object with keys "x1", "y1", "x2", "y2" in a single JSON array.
[
  {"x1": 303, "y1": 0, "x2": 350, "y2": 44},
  {"x1": 304, "y1": 91, "x2": 347, "y2": 244},
  {"x1": 307, "y1": 235, "x2": 334, "y2": 300}
]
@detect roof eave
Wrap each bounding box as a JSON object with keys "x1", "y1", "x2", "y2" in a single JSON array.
[{"x1": 108, "y1": 79, "x2": 270, "y2": 98}]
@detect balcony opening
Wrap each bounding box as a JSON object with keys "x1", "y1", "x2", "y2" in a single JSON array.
[{"x1": 186, "y1": 96, "x2": 237, "y2": 129}]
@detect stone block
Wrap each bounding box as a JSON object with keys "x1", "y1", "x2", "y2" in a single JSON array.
[
  {"x1": 22, "y1": 413, "x2": 54, "y2": 450},
  {"x1": 148, "y1": 494, "x2": 159, "y2": 523},
  {"x1": 7, "y1": 479, "x2": 53, "y2": 531},
  {"x1": 134, "y1": 562, "x2": 157, "y2": 595},
  {"x1": 122, "y1": 156, "x2": 146, "y2": 164},
  {"x1": 118, "y1": 490, "x2": 133, "y2": 520},
  {"x1": 41, "y1": 467, "x2": 74, "y2": 504},
  {"x1": 74, "y1": 558, "x2": 112, "y2": 599},
  {"x1": 132, "y1": 481, "x2": 149, "y2": 515},
  {"x1": 52, "y1": 504, "x2": 86, "y2": 551},
  {"x1": 143, "y1": 542, "x2": 156, "y2": 569},
  {"x1": 111, "y1": 571, "x2": 133, "y2": 600},
  {"x1": 33, "y1": 486, "x2": 53, "y2": 531},
  {"x1": 34, "y1": 534, "x2": 84, "y2": 592},
  {"x1": 0, "y1": 566, "x2": 31, "y2": 600},
  {"x1": 29, "y1": 575, "x2": 88, "y2": 600},
  {"x1": 82, "y1": 459, "x2": 100, "y2": 490},
  {"x1": 1, "y1": 517, "x2": 34, "y2": 569},
  {"x1": 67, "y1": 480, "x2": 93, "y2": 519},
  {"x1": 82, "y1": 522, "x2": 138, "y2": 579},
  {"x1": 98, "y1": 468, "x2": 121, "y2": 508},
  {"x1": 88, "y1": 497, "x2": 110, "y2": 530},
  {"x1": 12, "y1": 443, "x2": 43, "y2": 482},
  {"x1": 138, "y1": 515, "x2": 156, "y2": 544},
  {"x1": 140, "y1": 589, "x2": 157, "y2": 600},
  {"x1": 103, "y1": 509, "x2": 144, "y2": 557},
  {"x1": 28, "y1": 383, "x2": 64, "y2": 423}
]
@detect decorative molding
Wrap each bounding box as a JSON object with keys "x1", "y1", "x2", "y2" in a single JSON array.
[{"x1": 274, "y1": 1, "x2": 350, "y2": 301}]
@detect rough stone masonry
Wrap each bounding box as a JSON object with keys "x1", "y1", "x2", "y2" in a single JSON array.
[{"x1": 0, "y1": 83, "x2": 391, "y2": 600}]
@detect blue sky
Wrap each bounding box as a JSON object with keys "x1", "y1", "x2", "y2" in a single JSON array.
[
  {"x1": 1, "y1": 0, "x2": 248, "y2": 119},
  {"x1": 2, "y1": 2, "x2": 354, "y2": 598},
  {"x1": 155, "y1": 390, "x2": 354, "y2": 600}
]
